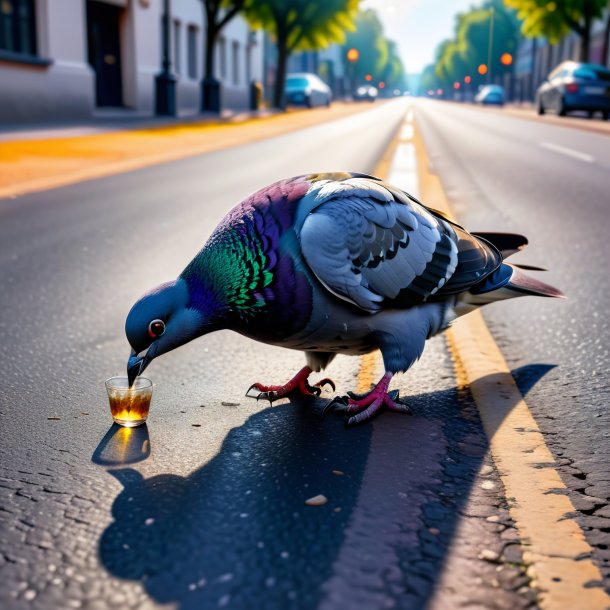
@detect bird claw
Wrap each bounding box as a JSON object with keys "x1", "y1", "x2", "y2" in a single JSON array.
[
  {"x1": 315, "y1": 378, "x2": 336, "y2": 393},
  {"x1": 347, "y1": 388, "x2": 401, "y2": 401},
  {"x1": 245, "y1": 367, "x2": 336, "y2": 404},
  {"x1": 245, "y1": 384, "x2": 277, "y2": 403},
  {"x1": 326, "y1": 375, "x2": 412, "y2": 426},
  {"x1": 322, "y1": 395, "x2": 349, "y2": 416}
]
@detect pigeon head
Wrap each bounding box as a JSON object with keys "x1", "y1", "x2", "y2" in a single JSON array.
[{"x1": 125, "y1": 279, "x2": 204, "y2": 385}]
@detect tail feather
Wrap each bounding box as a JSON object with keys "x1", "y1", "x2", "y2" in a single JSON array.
[
  {"x1": 456, "y1": 263, "x2": 564, "y2": 315},
  {"x1": 506, "y1": 264, "x2": 565, "y2": 298},
  {"x1": 472, "y1": 232, "x2": 528, "y2": 259}
]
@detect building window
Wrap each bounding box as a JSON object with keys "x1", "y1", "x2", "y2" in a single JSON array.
[
  {"x1": 218, "y1": 36, "x2": 226, "y2": 80},
  {"x1": 187, "y1": 25, "x2": 197, "y2": 79},
  {"x1": 0, "y1": 0, "x2": 37, "y2": 55},
  {"x1": 173, "y1": 19, "x2": 181, "y2": 76},
  {"x1": 245, "y1": 44, "x2": 251, "y2": 84},
  {"x1": 232, "y1": 40, "x2": 239, "y2": 85}
]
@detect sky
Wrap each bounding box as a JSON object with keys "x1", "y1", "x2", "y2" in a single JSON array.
[{"x1": 363, "y1": 0, "x2": 480, "y2": 74}]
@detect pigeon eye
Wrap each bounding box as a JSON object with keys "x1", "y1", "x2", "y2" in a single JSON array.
[{"x1": 148, "y1": 319, "x2": 165, "y2": 338}]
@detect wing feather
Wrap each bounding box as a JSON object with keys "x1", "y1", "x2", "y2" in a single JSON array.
[{"x1": 299, "y1": 177, "x2": 500, "y2": 312}]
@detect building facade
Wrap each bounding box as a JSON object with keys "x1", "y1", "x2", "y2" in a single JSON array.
[{"x1": 0, "y1": 0, "x2": 263, "y2": 124}]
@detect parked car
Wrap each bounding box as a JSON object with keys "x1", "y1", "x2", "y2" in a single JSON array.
[
  {"x1": 474, "y1": 85, "x2": 506, "y2": 106},
  {"x1": 285, "y1": 73, "x2": 332, "y2": 108},
  {"x1": 354, "y1": 85, "x2": 378, "y2": 102},
  {"x1": 536, "y1": 61, "x2": 610, "y2": 119}
]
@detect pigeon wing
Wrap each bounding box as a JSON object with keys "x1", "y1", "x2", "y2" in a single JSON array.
[{"x1": 299, "y1": 178, "x2": 462, "y2": 313}]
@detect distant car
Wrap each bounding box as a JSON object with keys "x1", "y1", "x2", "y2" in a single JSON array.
[
  {"x1": 354, "y1": 85, "x2": 378, "y2": 102},
  {"x1": 536, "y1": 61, "x2": 610, "y2": 119},
  {"x1": 474, "y1": 85, "x2": 506, "y2": 106},
  {"x1": 285, "y1": 73, "x2": 332, "y2": 108}
]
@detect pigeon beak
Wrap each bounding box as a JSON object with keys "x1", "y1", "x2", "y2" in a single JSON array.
[{"x1": 127, "y1": 345, "x2": 155, "y2": 386}]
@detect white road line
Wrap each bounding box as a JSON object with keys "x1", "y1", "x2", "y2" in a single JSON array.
[{"x1": 540, "y1": 141, "x2": 595, "y2": 163}]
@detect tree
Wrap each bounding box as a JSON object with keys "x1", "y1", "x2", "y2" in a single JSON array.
[
  {"x1": 201, "y1": 0, "x2": 246, "y2": 112},
  {"x1": 381, "y1": 40, "x2": 407, "y2": 92},
  {"x1": 243, "y1": 0, "x2": 358, "y2": 109},
  {"x1": 431, "y1": 1, "x2": 519, "y2": 91},
  {"x1": 344, "y1": 9, "x2": 389, "y2": 84},
  {"x1": 504, "y1": 0, "x2": 606, "y2": 62}
]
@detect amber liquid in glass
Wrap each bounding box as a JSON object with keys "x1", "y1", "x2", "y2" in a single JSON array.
[{"x1": 108, "y1": 390, "x2": 151, "y2": 427}]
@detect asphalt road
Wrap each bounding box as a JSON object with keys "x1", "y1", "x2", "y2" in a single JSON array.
[
  {"x1": 0, "y1": 98, "x2": 580, "y2": 610},
  {"x1": 416, "y1": 99, "x2": 610, "y2": 586}
]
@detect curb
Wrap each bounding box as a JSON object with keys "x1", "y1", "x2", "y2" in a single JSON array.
[{"x1": 0, "y1": 102, "x2": 381, "y2": 200}]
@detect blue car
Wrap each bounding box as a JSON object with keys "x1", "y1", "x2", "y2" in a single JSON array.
[
  {"x1": 474, "y1": 85, "x2": 505, "y2": 106},
  {"x1": 536, "y1": 61, "x2": 610, "y2": 119}
]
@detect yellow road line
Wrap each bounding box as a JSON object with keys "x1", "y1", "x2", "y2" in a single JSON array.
[
  {"x1": 356, "y1": 107, "x2": 415, "y2": 392},
  {"x1": 412, "y1": 116, "x2": 610, "y2": 610}
]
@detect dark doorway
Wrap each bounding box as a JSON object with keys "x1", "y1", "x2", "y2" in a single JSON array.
[{"x1": 87, "y1": 1, "x2": 123, "y2": 107}]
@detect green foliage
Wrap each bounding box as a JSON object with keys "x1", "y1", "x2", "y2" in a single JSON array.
[
  {"x1": 381, "y1": 41, "x2": 408, "y2": 90},
  {"x1": 344, "y1": 9, "x2": 389, "y2": 79},
  {"x1": 243, "y1": 0, "x2": 358, "y2": 107},
  {"x1": 421, "y1": 0, "x2": 520, "y2": 94},
  {"x1": 344, "y1": 9, "x2": 407, "y2": 91},
  {"x1": 504, "y1": 0, "x2": 606, "y2": 44},
  {"x1": 243, "y1": 0, "x2": 359, "y2": 53}
]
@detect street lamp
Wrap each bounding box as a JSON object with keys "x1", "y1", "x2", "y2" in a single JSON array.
[
  {"x1": 500, "y1": 53, "x2": 513, "y2": 66},
  {"x1": 346, "y1": 48, "x2": 359, "y2": 63},
  {"x1": 478, "y1": 64, "x2": 488, "y2": 76},
  {"x1": 346, "y1": 48, "x2": 359, "y2": 98},
  {"x1": 486, "y1": 7, "x2": 495, "y2": 84},
  {"x1": 155, "y1": 0, "x2": 177, "y2": 115}
]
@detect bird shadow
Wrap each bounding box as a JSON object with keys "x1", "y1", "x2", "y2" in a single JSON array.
[{"x1": 96, "y1": 363, "x2": 555, "y2": 610}]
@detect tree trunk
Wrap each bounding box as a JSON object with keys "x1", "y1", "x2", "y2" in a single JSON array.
[
  {"x1": 602, "y1": 8, "x2": 610, "y2": 66},
  {"x1": 202, "y1": 17, "x2": 220, "y2": 112},
  {"x1": 579, "y1": 29, "x2": 591, "y2": 62},
  {"x1": 273, "y1": 32, "x2": 289, "y2": 110},
  {"x1": 579, "y1": 4, "x2": 594, "y2": 62},
  {"x1": 204, "y1": 24, "x2": 217, "y2": 81}
]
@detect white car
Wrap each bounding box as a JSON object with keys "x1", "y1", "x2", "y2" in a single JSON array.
[{"x1": 285, "y1": 73, "x2": 332, "y2": 108}]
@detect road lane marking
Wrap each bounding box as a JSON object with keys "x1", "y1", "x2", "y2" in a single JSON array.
[
  {"x1": 410, "y1": 119, "x2": 610, "y2": 610},
  {"x1": 540, "y1": 141, "x2": 595, "y2": 163}
]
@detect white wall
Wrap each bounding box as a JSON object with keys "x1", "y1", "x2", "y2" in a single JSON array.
[
  {"x1": 0, "y1": 0, "x2": 94, "y2": 124},
  {"x1": 216, "y1": 17, "x2": 263, "y2": 110},
  {"x1": 169, "y1": 0, "x2": 204, "y2": 115},
  {"x1": 0, "y1": 0, "x2": 263, "y2": 124}
]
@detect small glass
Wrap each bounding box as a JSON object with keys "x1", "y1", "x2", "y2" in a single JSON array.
[{"x1": 105, "y1": 376, "x2": 153, "y2": 428}]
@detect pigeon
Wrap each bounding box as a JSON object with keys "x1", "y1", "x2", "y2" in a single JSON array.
[{"x1": 125, "y1": 172, "x2": 563, "y2": 426}]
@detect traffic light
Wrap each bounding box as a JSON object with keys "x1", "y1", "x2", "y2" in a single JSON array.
[
  {"x1": 478, "y1": 64, "x2": 488, "y2": 75},
  {"x1": 500, "y1": 53, "x2": 513, "y2": 66}
]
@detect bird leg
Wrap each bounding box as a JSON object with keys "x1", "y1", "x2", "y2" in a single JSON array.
[
  {"x1": 325, "y1": 372, "x2": 411, "y2": 427},
  {"x1": 245, "y1": 366, "x2": 335, "y2": 403}
]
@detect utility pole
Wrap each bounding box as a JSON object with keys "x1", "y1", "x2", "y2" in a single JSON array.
[
  {"x1": 155, "y1": 0, "x2": 177, "y2": 116},
  {"x1": 487, "y1": 7, "x2": 495, "y2": 85}
]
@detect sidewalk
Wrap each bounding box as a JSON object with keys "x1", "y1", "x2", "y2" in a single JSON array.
[
  {"x1": 0, "y1": 102, "x2": 379, "y2": 199},
  {"x1": 498, "y1": 102, "x2": 610, "y2": 135}
]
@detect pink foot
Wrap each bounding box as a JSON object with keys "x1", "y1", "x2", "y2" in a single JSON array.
[
  {"x1": 326, "y1": 373, "x2": 411, "y2": 426},
  {"x1": 245, "y1": 366, "x2": 335, "y2": 402}
]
